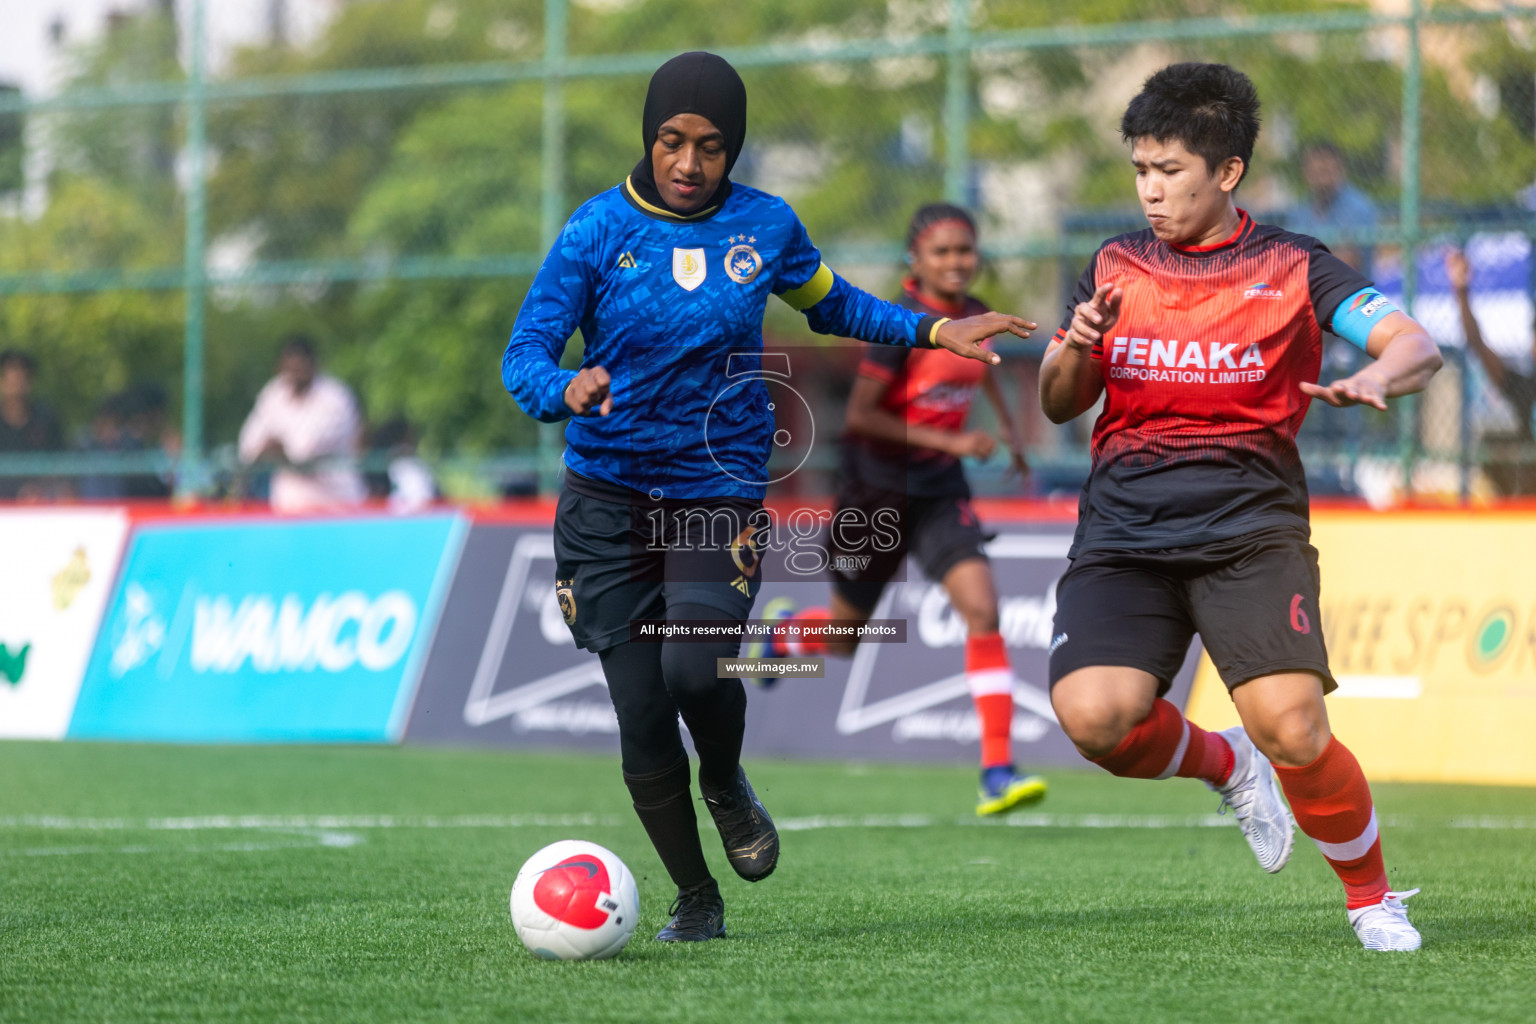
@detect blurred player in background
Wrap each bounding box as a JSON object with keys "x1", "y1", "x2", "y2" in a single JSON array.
[
  {"x1": 503, "y1": 52, "x2": 1035, "y2": 943},
  {"x1": 760, "y1": 202, "x2": 1047, "y2": 817},
  {"x1": 1040, "y1": 63, "x2": 1441, "y2": 951}
]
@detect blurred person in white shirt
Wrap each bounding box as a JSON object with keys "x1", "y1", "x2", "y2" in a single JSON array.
[{"x1": 237, "y1": 334, "x2": 366, "y2": 512}]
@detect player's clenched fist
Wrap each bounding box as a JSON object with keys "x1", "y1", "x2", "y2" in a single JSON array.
[
  {"x1": 935, "y1": 312, "x2": 1037, "y2": 365},
  {"x1": 1065, "y1": 282, "x2": 1124, "y2": 351},
  {"x1": 564, "y1": 366, "x2": 613, "y2": 416}
]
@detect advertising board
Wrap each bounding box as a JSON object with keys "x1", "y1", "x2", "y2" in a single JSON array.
[
  {"x1": 406, "y1": 519, "x2": 1201, "y2": 765},
  {"x1": 1184, "y1": 511, "x2": 1536, "y2": 785},
  {"x1": 0, "y1": 510, "x2": 129, "y2": 739},
  {"x1": 69, "y1": 515, "x2": 464, "y2": 743}
]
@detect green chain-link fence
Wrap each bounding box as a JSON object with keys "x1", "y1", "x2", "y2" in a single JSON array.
[{"x1": 1, "y1": 0, "x2": 1534, "y2": 502}]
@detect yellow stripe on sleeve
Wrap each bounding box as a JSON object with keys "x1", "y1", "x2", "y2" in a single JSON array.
[{"x1": 778, "y1": 262, "x2": 835, "y2": 311}]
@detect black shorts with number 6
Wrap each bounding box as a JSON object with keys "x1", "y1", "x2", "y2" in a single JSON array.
[{"x1": 1047, "y1": 525, "x2": 1335, "y2": 695}]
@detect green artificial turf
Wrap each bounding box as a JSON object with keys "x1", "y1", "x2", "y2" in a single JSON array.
[{"x1": 0, "y1": 742, "x2": 1532, "y2": 1023}]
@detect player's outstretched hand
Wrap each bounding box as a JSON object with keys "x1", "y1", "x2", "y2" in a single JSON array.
[
  {"x1": 1065, "y1": 282, "x2": 1123, "y2": 352},
  {"x1": 1445, "y1": 249, "x2": 1470, "y2": 294},
  {"x1": 935, "y1": 313, "x2": 1036, "y2": 365},
  {"x1": 1300, "y1": 371, "x2": 1389, "y2": 411},
  {"x1": 565, "y1": 366, "x2": 613, "y2": 416}
]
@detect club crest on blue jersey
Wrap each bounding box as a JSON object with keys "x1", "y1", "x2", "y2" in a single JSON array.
[
  {"x1": 724, "y1": 235, "x2": 763, "y2": 284},
  {"x1": 673, "y1": 247, "x2": 706, "y2": 291}
]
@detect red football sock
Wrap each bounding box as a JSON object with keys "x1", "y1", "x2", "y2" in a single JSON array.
[
  {"x1": 1273, "y1": 736, "x2": 1390, "y2": 910},
  {"x1": 773, "y1": 607, "x2": 830, "y2": 656},
  {"x1": 1091, "y1": 698, "x2": 1234, "y2": 785},
  {"x1": 965, "y1": 633, "x2": 1013, "y2": 768}
]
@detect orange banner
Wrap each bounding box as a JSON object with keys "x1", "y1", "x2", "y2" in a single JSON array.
[{"x1": 1184, "y1": 511, "x2": 1536, "y2": 785}]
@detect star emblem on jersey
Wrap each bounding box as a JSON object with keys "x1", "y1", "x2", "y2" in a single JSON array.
[
  {"x1": 724, "y1": 236, "x2": 763, "y2": 285},
  {"x1": 672, "y1": 247, "x2": 706, "y2": 291}
]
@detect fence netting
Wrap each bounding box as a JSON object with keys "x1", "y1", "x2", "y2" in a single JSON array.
[{"x1": 0, "y1": 0, "x2": 1533, "y2": 501}]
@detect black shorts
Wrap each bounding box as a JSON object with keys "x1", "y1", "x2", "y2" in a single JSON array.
[
  {"x1": 827, "y1": 478, "x2": 991, "y2": 612},
  {"x1": 552, "y1": 475, "x2": 763, "y2": 653},
  {"x1": 1047, "y1": 525, "x2": 1335, "y2": 695}
]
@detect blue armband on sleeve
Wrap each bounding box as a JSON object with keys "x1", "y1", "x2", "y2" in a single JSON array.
[{"x1": 1330, "y1": 287, "x2": 1399, "y2": 352}]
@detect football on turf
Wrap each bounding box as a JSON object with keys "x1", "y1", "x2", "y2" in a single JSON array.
[{"x1": 510, "y1": 840, "x2": 640, "y2": 960}]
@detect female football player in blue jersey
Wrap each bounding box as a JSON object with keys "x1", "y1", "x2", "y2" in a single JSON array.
[{"x1": 503, "y1": 51, "x2": 1035, "y2": 943}]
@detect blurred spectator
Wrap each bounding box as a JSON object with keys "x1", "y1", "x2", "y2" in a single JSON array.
[
  {"x1": 0, "y1": 350, "x2": 64, "y2": 500},
  {"x1": 1446, "y1": 248, "x2": 1536, "y2": 495},
  {"x1": 365, "y1": 417, "x2": 438, "y2": 513},
  {"x1": 77, "y1": 392, "x2": 134, "y2": 499},
  {"x1": 120, "y1": 383, "x2": 179, "y2": 497},
  {"x1": 77, "y1": 384, "x2": 179, "y2": 499},
  {"x1": 1289, "y1": 144, "x2": 1379, "y2": 475},
  {"x1": 237, "y1": 334, "x2": 366, "y2": 512},
  {"x1": 1289, "y1": 142, "x2": 1377, "y2": 275}
]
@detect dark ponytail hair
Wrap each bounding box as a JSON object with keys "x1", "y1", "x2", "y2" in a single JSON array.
[{"x1": 906, "y1": 202, "x2": 977, "y2": 253}]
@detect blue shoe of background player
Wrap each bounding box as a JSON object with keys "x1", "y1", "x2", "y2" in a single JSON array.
[
  {"x1": 741, "y1": 596, "x2": 797, "y2": 690},
  {"x1": 976, "y1": 765, "x2": 1048, "y2": 816}
]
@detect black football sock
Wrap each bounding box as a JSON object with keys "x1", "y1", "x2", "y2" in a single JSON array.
[
  {"x1": 684, "y1": 682, "x2": 746, "y2": 793},
  {"x1": 622, "y1": 756, "x2": 713, "y2": 890}
]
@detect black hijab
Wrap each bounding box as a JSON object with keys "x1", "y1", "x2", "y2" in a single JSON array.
[{"x1": 628, "y1": 51, "x2": 747, "y2": 215}]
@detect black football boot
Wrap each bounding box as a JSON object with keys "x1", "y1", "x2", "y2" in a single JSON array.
[
  {"x1": 655, "y1": 878, "x2": 726, "y2": 942},
  {"x1": 701, "y1": 766, "x2": 780, "y2": 882}
]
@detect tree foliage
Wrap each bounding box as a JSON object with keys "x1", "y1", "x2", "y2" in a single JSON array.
[{"x1": 6, "y1": 0, "x2": 1535, "y2": 454}]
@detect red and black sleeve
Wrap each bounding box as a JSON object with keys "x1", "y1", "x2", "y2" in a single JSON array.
[
  {"x1": 856, "y1": 341, "x2": 909, "y2": 386},
  {"x1": 1054, "y1": 252, "x2": 1100, "y2": 355},
  {"x1": 1305, "y1": 238, "x2": 1375, "y2": 335}
]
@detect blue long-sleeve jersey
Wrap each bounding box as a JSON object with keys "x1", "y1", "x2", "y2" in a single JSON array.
[{"x1": 503, "y1": 178, "x2": 949, "y2": 500}]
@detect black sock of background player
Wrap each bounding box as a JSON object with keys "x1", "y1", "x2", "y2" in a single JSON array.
[
  {"x1": 663, "y1": 602, "x2": 748, "y2": 792},
  {"x1": 622, "y1": 757, "x2": 714, "y2": 891}
]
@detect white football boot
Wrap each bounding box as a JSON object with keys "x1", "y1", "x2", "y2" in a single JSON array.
[
  {"x1": 1349, "y1": 889, "x2": 1422, "y2": 951},
  {"x1": 1212, "y1": 726, "x2": 1295, "y2": 874}
]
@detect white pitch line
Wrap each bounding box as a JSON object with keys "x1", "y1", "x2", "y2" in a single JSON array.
[
  {"x1": 0, "y1": 813, "x2": 623, "y2": 832},
  {"x1": 0, "y1": 829, "x2": 367, "y2": 858},
  {"x1": 1448, "y1": 816, "x2": 1536, "y2": 829},
  {"x1": 2, "y1": 812, "x2": 1532, "y2": 833}
]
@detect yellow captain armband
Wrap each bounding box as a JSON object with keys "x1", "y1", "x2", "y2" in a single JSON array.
[{"x1": 778, "y1": 263, "x2": 835, "y2": 311}]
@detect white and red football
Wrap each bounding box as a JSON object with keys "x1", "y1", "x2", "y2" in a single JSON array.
[{"x1": 510, "y1": 840, "x2": 640, "y2": 960}]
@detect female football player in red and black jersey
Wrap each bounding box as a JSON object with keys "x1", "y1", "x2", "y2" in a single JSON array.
[
  {"x1": 766, "y1": 203, "x2": 1048, "y2": 816},
  {"x1": 1041, "y1": 63, "x2": 1441, "y2": 951}
]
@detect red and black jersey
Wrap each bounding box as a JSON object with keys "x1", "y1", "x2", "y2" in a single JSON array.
[
  {"x1": 840, "y1": 279, "x2": 992, "y2": 496},
  {"x1": 1053, "y1": 211, "x2": 1371, "y2": 556}
]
